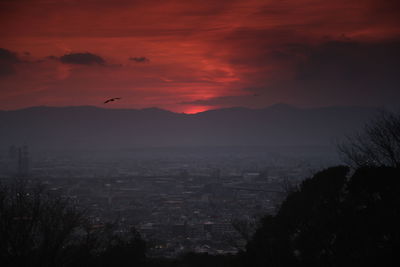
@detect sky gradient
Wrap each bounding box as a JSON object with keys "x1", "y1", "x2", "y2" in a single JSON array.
[{"x1": 1, "y1": 0, "x2": 399, "y2": 113}]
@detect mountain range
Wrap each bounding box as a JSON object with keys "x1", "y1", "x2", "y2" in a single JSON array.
[{"x1": 0, "y1": 104, "x2": 379, "y2": 150}]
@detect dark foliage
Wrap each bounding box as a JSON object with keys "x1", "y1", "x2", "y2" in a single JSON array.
[
  {"x1": 0, "y1": 180, "x2": 146, "y2": 267},
  {"x1": 244, "y1": 166, "x2": 400, "y2": 267},
  {"x1": 146, "y1": 252, "x2": 240, "y2": 267}
]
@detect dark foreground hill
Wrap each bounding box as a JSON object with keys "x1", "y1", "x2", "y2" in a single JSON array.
[{"x1": 0, "y1": 104, "x2": 377, "y2": 149}]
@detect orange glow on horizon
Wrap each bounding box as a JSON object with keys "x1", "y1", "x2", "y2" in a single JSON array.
[{"x1": 182, "y1": 106, "x2": 210, "y2": 114}]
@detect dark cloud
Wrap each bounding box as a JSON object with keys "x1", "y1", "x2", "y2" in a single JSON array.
[
  {"x1": 60, "y1": 52, "x2": 105, "y2": 65},
  {"x1": 292, "y1": 40, "x2": 400, "y2": 97},
  {"x1": 205, "y1": 39, "x2": 400, "y2": 108},
  {"x1": 0, "y1": 48, "x2": 18, "y2": 62},
  {"x1": 0, "y1": 48, "x2": 19, "y2": 76},
  {"x1": 0, "y1": 62, "x2": 15, "y2": 76},
  {"x1": 129, "y1": 57, "x2": 149, "y2": 63},
  {"x1": 257, "y1": 39, "x2": 400, "y2": 107},
  {"x1": 295, "y1": 40, "x2": 400, "y2": 81},
  {"x1": 369, "y1": 0, "x2": 400, "y2": 22}
]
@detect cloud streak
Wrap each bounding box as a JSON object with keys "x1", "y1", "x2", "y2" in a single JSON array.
[
  {"x1": 129, "y1": 56, "x2": 149, "y2": 63},
  {"x1": 59, "y1": 52, "x2": 105, "y2": 65}
]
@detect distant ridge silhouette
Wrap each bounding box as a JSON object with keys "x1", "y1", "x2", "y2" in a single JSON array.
[{"x1": 0, "y1": 104, "x2": 378, "y2": 149}]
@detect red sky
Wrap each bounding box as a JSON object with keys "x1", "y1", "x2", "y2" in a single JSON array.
[{"x1": 1, "y1": 0, "x2": 399, "y2": 113}]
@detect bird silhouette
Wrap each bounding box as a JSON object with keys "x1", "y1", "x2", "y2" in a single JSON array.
[{"x1": 104, "y1": 97, "x2": 121, "y2": 104}]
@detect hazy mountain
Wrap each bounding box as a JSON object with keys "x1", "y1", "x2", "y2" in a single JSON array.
[{"x1": 0, "y1": 104, "x2": 378, "y2": 150}]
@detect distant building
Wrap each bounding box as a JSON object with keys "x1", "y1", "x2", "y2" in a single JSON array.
[
  {"x1": 19, "y1": 145, "x2": 30, "y2": 176},
  {"x1": 8, "y1": 145, "x2": 17, "y2": 159},
  {"x1": 203, "y1": 221, "x2": 214, "y2": 233},
  {"x1": 243, "y1": 172, "x2": 259, "y2": 183},
  {"x1": 172, "y1": 222, "x2": 187, "y2": 237},
  {"x1": 7, "y1": 144, "x2": 30, "y2": 176},
  {"x1": 211, "y1": 168, "x2": 221, "y2": 181}
]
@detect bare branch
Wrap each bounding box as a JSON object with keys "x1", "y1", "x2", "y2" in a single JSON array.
[{"x1": 338, "y1": 110, "x2": 400, "y2": 168}]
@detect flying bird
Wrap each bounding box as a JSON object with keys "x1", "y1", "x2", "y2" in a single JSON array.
[{"x1": 104, "y1": 97, "x2": 121, "y2": 104}]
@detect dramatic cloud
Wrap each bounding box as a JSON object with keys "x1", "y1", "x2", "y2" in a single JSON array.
[
  {"x1": 129, "y1": 57, "x2": 149, "y2": 63},
  {"x1": 269, "y1": 39, "x2": 400, "y2": 106},
  {"x1": 0, "y1": 0, "x2": 399, "y2": 112},
  {"x1": 0, "y1": 48, "x2": 19, "y2": 76},
  {"x1": 59, "y1": 52, "x2": 105, "y2": 65},
  {"x1": 295, "y1": 40, "x2": 400, "y2": 82}
]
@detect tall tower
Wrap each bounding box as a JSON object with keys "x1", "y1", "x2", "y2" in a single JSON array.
[
  {"x1": 17, "y1": 145, "x2": 29, "y2": 176},
  {"x1": 8, "y1": 145, "x2": 18, "y2": 173}
]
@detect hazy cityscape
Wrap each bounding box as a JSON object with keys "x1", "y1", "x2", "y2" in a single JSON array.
[{"x1": 0, "y1": 145, "x2": 337, "y2": 257}]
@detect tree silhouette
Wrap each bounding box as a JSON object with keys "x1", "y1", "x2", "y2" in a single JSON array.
[
  {"x1": 0, "y1": 180, "x2": 85, "y2": 266},
  {"x1": 0, "y1": 180, "x2": 147, "y2": 267},
  {"x1": 243, "y1": 166, "x2": 400, "y2": 267},
  {"x1": 338, "y1": 111, "x2": 400, "y2": 168}
]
